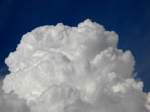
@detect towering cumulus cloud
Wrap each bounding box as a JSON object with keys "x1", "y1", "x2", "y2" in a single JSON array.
[{"x1": 1, "y1": 19, "x2": 150, "y2": 112}]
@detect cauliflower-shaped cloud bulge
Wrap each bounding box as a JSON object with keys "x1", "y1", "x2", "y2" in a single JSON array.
[{"x1": 2, "y1": 19, "x2": 150, "y2": 112}]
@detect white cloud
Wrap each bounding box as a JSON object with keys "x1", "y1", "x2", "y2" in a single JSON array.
[
  {"x1": 0, "y1": 81, "x2": 30, "y2": 112},
  {"x1": 0, "y1": 19, "x2": 150, "y2": 112}
]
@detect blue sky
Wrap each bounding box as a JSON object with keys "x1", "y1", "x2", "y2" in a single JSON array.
[{"x1": 0, "y1": 0, "x2": 150, "y2": 91}]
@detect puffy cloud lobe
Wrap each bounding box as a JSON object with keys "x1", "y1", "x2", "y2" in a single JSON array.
[
  {"x1": 0, "y1": 81, "x2": 30, "y2": 112},
  {"x1": 1, "y1": 19, "x2": 150, "y2": 112}
]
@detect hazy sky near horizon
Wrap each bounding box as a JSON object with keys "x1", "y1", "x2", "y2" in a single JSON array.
[{"x1": 0, "y1": 0, "x2": 150, "y2": 91}]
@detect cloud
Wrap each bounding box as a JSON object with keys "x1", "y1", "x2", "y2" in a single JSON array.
[
  {"x1": 0, "y1": 19, "x2": 150, "y2": 112},
  {"x1": 0, "y1": 80, "x2": 30, "y2": 112}
]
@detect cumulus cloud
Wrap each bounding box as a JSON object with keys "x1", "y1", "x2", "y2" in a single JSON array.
[
  {"x1": 0, "y1": 19, "x2": 150, "y2": 112},
  {"x1": 0, "y1": 80, "x2": 30, "y2": 112}
]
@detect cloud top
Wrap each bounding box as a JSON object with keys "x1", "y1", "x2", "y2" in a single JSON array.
[{"x1": 1, "y1": 19, "x2": 150, "y2": 112}]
